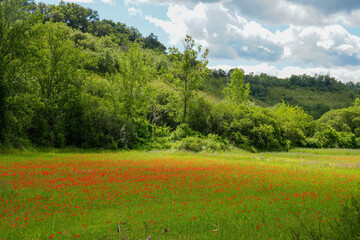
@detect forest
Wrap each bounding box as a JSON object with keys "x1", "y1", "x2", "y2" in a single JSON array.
[{"x1": 1, "y1": 0, "x2": 360, "y2": 151}]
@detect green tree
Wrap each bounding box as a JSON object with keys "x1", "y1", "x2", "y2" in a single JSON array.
[
  {"x1": 47, "y1": 1, "x2": 99, "y2": 32},
  {"x1": 354, "y1": 98, "x2": 360, "y2": 107},
  {"x1": 274, "y1": 101, "x2": 314, "y2": 147},
  {"x1": 109, "y1": 43, "x2": 156, "y2": 148},
  {"x1": 0, "y1": 0, "x2": 37, "y2": 143},
  {"x1": 166, "y1": 35, "x2": 209, "y2": 123},
  {"x1": 223, "y1": 68, "x2": 250, "y2": 104},
  {"x1": 143, "y1": 33, "x2": 166, "y2": 53},
  {"x1": 111, "y1": 42, "x2": 152, "y2": 119},
  {"x1": 27, "y1": 21, "x2": 85, "y2": 146}
]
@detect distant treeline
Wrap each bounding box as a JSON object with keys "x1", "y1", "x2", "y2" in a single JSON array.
[
  {"x1": 1, "y1": 0, "x2": 360, "y2": 151},
  {"x1": 208, "y1": 70, "x2": 359, "y2": 119}
]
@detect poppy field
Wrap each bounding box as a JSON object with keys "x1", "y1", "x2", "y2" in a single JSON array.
[{"x1": 0, "y1": 150, "x2": 359, "y2": 239}]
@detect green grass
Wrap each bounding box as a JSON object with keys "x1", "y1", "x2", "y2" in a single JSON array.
[{"x1": 0, "y1": 149, "x2": 359, "y2": 239}]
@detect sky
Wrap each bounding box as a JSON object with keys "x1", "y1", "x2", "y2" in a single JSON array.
[{"x1": 39, "y1": 0, "x2": 360, "y2": 83}]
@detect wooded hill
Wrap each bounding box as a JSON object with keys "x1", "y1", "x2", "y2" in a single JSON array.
[
  {"x1": 206, "y1": 71, "x2": 359, "y2": 119},
  {"x1": 1, "y1": 0, "x2": 360, "y2": 151}
]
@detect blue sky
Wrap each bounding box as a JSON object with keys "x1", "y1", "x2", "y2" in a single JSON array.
[{"x1": 39, "y1": 0, "x2": 360, "y2": 82}]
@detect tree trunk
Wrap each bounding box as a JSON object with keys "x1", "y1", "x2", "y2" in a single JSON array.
[
  {"x1": 183, "y1": 77, "x2": 188, "y2": 123},
  {"x1": 183, "y1": 95, "x2": 187, "y2": 123}
]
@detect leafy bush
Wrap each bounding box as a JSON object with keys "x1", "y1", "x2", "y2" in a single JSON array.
[
  {"x1": 313, "y1": 127, "x2": 339, "y2": 148},
  {"x1": 173, "y1": 136, "x2": 204, "y2": 152},
  {"x1": 187, "y1": 97, "x2": 212, "y2": 134},
  {"x1": 205, "y1": 134, "x2": 230, "y2": 151},
  {"x1": 173, "y1": 134, "x2": 229, "y2": 152},
  {"x1": 118, "y1": 119, "x2": 154, "y2": 149},
  {"x1": 305, "y1": 137, "x2": 322, "y2": 148},
  {"x1": 170, "y1": 124, "x2": 199, "y2": 141},
  {"x1": 251, "y1": 124, "x2": 281, "y2": 150},
  {"x1": 153, "y1": 125, "x2": 171, "y2": 138},
  {"x1": 337, "y1": 132, "x2": 357, "y2": 148}
]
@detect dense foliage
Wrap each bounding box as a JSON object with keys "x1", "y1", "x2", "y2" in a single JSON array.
[
  {"x1": 1, "y1": 0, "x2": 360, "y2": 150},
  {"x1": 207, "y1": 70, "x2": 358, "y2": 119}
]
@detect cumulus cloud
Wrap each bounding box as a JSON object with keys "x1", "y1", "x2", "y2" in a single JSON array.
[
  {"x1": 147, "y1": 3, "x2": 284, "y2": 61},
  {"x1": 146, "y1": 3, "x2": 360, "y2": 67},
  {"x1": 287, "y1": 0, "x2": 360, "y2": 14},
  {"x1": 276, "y1": 24, "x2": 360, "y2": 67},
  {"x1": 146, "y1": 4, "x2": 206, "y2": 45},
  {"x1": 131, "y1": 0, "x2": 360, "y2": 26},
  {"x1": 140, "y1": 1, "x2": 360, "y2": 81}
]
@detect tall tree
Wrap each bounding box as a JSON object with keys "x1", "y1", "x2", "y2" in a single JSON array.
[
  {"x1": 223, "y1": 68, "x2": 250, "y2": 105},
  {"x1": 143, "y1": 33, "x2": 166, "y2": 53},
  {"x1": 0, "y1": 0, "x2": 36, "y2": 143},
  {"x1": 27, "y1": 21, "x2": 85, "y2": 146},
  {"x1": 111, "y1": 42, "x2": 152, "y2": 119},
  {"x1": 110, "y1": 43, "x2": 154, "y2": 148},
  {"x1": 166, "y1": 35, "x2": 209, "y2": 123},
  {"x1": 49, "y1": 1, "x2": 99, "y2": 32}
]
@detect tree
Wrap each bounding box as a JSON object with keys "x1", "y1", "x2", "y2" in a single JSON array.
[
  {"x1": 109, "y1": 43, "x2": 154, "y2": 148},
  {"x1": 27, "y1": 21, "x2": 85, "y2": 146},
  {"x1": 0, "y1": 0, "x2": 37, "y2": 143},
  {"x1": 275, "y1": 101, "x2": 314, "y2": 147},
  {"x1": 166, "y1": 35, "x2": 209, "y2": 123},
  {"x1": 51, "y1": 1, "x2": 99, "y2": 32},
  {"x1": 143, "y1": 33, "x2": 166, "y2": 53},
  {"x1": 223, "y1": 68, "x2": 250, "y2": 105},
  {"x1": 111, "y1": 42, "x2": 152, "y2": 119},
  {"x1": 354, "y1": 98, "x2": 360, "y2": 107}
]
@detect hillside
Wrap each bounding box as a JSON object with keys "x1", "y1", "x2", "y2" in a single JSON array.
[{"x1": 204, "y1": 71, "x2": 359, "y2": 119}]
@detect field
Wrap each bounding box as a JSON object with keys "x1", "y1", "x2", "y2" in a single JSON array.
[{"x1": 0, "y1": 149, "x2": 360, "y2": 239}]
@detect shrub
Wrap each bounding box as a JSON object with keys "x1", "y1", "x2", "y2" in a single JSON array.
[
  {"x1": 174, "y1": 136, "x2": 204, "y2": 152},
  {"x1": 153, "y1": 125, "x2": 171, "y2": 138},
  {"x1": 251, "y1": 124, "x2": 281, "y2": 150},
  {"x1": 187, "y1": 97, "x2": 212, "y2": 134},
  {"x1": 118, "y1": 119, "x2": 154, "y2": 149},
  {"x1": 173, "y1": 134, "x2": 229, "y2": 152},
  {"x1": 170, "y1": 124, "x2": 199, "y2": 141},
  {"x1": 313, "y1": 127, "x2": 339, "y2": 148},
  {"x1": 337, "y1": 132, "x2": 356, "y2": 148},
  {"x1": 305, "y1": 137, "x2": 322, "y2": 148}
]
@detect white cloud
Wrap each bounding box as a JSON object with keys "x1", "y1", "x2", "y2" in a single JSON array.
[
  {"x1": 147, "y1": 3, "x2": 360, "y2": 67},
  {"x1": 128, "y1": 7, "x2": 143, "y2": 16},
  {"x1": 275, "y1": 25, "x2": 360, "y2": 66},
  {"x1": 287, "y1": 0, "x2": 360, "y2": 15},
  {"x1": 146, "y1": 4, "x2": 207, "y2": 45},
  {"x1": 147, "y1": 3, "x2": 284, "y2": 61},
  {"x1": 129, "y1": 0, "x2": 360, "y2": 26}
]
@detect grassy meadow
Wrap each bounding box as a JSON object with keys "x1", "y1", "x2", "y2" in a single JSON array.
[{"x1": 0, "y1": 149, "x2": 359, "y2": 239}]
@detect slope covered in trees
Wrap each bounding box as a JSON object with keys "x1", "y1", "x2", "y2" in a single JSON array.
[
  {"x1": 207, "y1": 70, "x2": 359, "y2": 119},
  {"x1": 1, "y1": 0, "x2": 359, "y2": 151}
]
